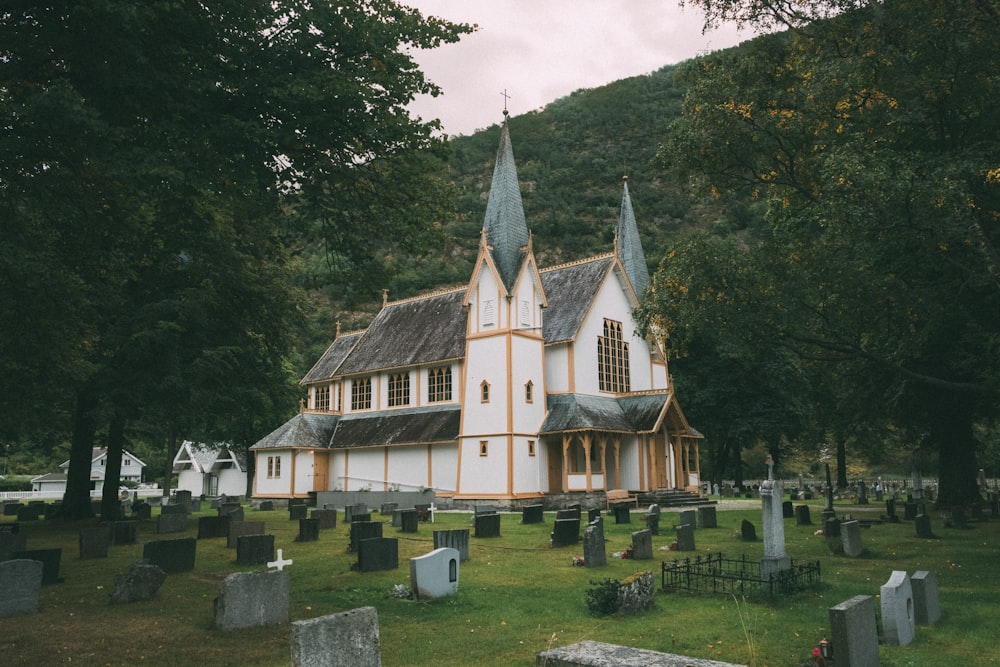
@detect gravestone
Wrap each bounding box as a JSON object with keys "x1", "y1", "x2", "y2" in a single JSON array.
[
  {"x1": 522, "y1": 504, "x2": 544, "y2": 524},
  {"x1": 133, "y1": 502, "x2": 152, "y2": 520},
  {"x1": 631, "y1": 529, "x2": 653, "y2": 560},
  {"x1": 109, "y1": 520, "x2": 139, "y2": 546},
  {"x1": 79, "y1": 524, "x2": 111, "y2": 559},
  {"x1": 175, "y1": 490, "x2": 192, "y2": 508},
  {"x1": 536, "y1": 641, "x2": 748, "y2": 667},
  {"x1": 345, "y1": 503, "x2": 368, "y2": 523},
  {"x1": 857, "y1": 480, "x2": 868, "y2": 504},
  {"x1": 214, "y1": 570, "x2": 290, "y2": 630},
  {"x1": 16, "y1": 504, "x2": 42, "y2": 521},
  {"x1": 410, "y1": 547, "x2": 460, "y2": 600},
  {"x1": 160, "y1": 503, "x2": 187, "y2": 516},
  {"x1": 675, "y1": 523, "x2": 695, "y2": 551},
  {"x1": 45, "y1": 503, "x2": 62, "y2": 520},
  {"x1": 915, "y1": 514, "x2": 935, "y2": 539},
  {"x1": 225, "y1": 506, "x2": 244, "y2": 523},
  {"x1": 587, "y1": 507, "x2": 602, "y2": 523},
  {"x1": 290, "y1": 606, "x2": 381, "y2": 667},
  {"x1": 555, "y1": 509, "x2": 576, "y2": 520},
  {"x1": 645, "y1": 511, "x2": 660, "y2": 536},
  {"x1": 583, "y1": 518, "x2": 606, "y2": 568},
  {"x1": 399, "y1": 509, "x2": 419, "y2": 534},
  {"x1": 0, "y1": 530, "x2": 27, "y2": 562},
  {"x1": 198, "y1": 515, "x2": 231, "y2": 539},
  {"x1": 678, "y1": 509, "x2": 696, "y2": 529},
  {"x1": 910, "y1": 570, "x2": 940, "y2": 626},
  {"x1": 3, "y1": 502, "x2": 23, "y2": 516},
  {"x1": 13, "y1": 548, "x2": 62, "y2": 585},
  {"x1": 289, "y1": 504, "x2": 307, "y2": 521},
  {"x1": 829, "y1": 595, "x2": 879, "y2": 667},
  {"x1": 236, "y1": 533, "x2": 275, "y2": 566},
  {"x1": 311, "y1": 509, "x2": 338, "y2": 529},
  {"x1": 880, "y1": 570, "x2": 915, "y2": 646},
  {"x1": 781, "y1": 501, "x2": 794, "y2": 518},
  {"x1": 143, "y1": 537, "x2": 196, "y2": 573},
  {"x1": 188, "y1": 499, "x2": 202, "y2": 513},
  {"x1": 228, "y1": 520, "x2": 266, "y2": 549},
  {"x1": 0, "y1": 559, "x2": 43, "y2": 618},
  {"x1": 550, "y1": 518, "x2": 580, "y2": 547},
  {"x1": 219, "y1": 502, "x2": 242, "y2": 518},
  {"x1": 433, "y1": 529, "x2": 470, "y2": 562},
  {"x1": 566, "y1": 503, "x2": 582, "y2": 518},
  {"x1": 697, "y1": 505, "x2": 717, "y2": 529},
  {"x1": 903, "y1": 502, "x2": 918, "y2": 521},
  {"x1": 885, "y1": 498, "x2": 899, "y2": 523},
  {"x1": 823, "y1": 516, "x2": 841, "y2": 539},
  {"x1": 257, "y1": 500, "x2": 274, "y2": 511},
  {"x1": 110, "y1": 561, "x2": 166, "y2": 603},
  {"x1": 473, "y1": 512, "x2": 501, "y2": 538},
  {"x1": 390, "y1": 509, "x2": 403, "y2": 528},
  {"x1": 474, "y1": 504, "x2": 497, "y2": 515},
  {"x1": 795, "y1": 505, "x2": 812, "y2": 525},
  {"x1": 349, "y1": 521, "x2": 383, "y2": 552},
  {"x1": 379, "y1": 502, "x2": 398, "y2": 516},
  {"x1": 298, "y1": 518, "x2": 320, "y2": 542},
  {"x1": 740, "y1": 519, "x2": 757, "y2": 541},
  {"x1": 357, "y1": 537, "x2": 398, "y2": 572},
  {"x1": 841, "y1": 520, "x2": 864, "y2": 557},
  {"x1": 157, "y1": 510, "x2": 189, "y2": 533},
  {"x1": 760, "y1": 457, "x2": 790, "y2": 579},
  {"x1": 612, "y1": 504, "x2": 631, "y2": 524}
]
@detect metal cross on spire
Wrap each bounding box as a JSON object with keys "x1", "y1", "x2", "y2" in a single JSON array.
[{"x1": 501, "y1": 89, "x2": 511, "y2": 116}]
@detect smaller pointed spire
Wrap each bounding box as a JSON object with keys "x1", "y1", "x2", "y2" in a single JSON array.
[
  {"x1": 482, "y1": 115, "x2": 529, "y2": 291},
  {"x1": 617, "y1": 177, "x2": 650, "y2": 297}
]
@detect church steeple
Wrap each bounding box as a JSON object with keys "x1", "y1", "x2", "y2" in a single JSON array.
[
  {"x1": 616, "y1": 177, "x2": 650, "y2": 297},
  {"x1": 482, "y1": 115, "x2": 529, "y2": 292}
]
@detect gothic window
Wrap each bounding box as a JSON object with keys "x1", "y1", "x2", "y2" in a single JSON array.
[
  {"x1": 315, "y1": 385, "x2": 331, "y2": 411},
  {"x1": 351, "y1": 377, "x2": 372, "y2": 410},
  {"x1": 598, "y1": 318, "x2": 630, "y2": 393},
  {"x1": 525, "y1": 380, "x2": 533, "y2": 403},
  {"x1": 388, "y1": 372, "x2": 410, "y2": 407},
  {"x1": 428, "y1": 366, "x2": 453, "y2": 403},
  {"x1": 479, "y1": 441, "x2": 489, "y2": 456},
  {"x1": 480, "y1": 380, "x2": 490, "y2": 403}
]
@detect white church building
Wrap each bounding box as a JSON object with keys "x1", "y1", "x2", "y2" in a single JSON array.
[{"x1": 251, "y1": 120, "x2": 702, "y2": 505}]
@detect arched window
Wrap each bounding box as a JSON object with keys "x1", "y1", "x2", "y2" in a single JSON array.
[
  {"x1": 525, "y1": 380, "x2": 534, "y2": 403},
  {"x1": 480, "y1": 380, "x2": 490, "y2": 403}
]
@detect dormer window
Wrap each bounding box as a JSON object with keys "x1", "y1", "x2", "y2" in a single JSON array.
[{"x1": 315, "y1": 385, "x2": 331, "y2": 411}]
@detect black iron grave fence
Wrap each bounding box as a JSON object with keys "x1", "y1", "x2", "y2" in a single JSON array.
[{"x1": 660, "y1": 552, "x2": 821, "y2": 596}]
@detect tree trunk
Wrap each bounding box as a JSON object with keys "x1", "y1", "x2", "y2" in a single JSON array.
[
  {"x1": 241, "y1": 441, "x2": 255, "y2": 498},
  {"x1": 932, "y1": 392, "x2": 981, "y2": 508},
  {"x1": 162, "y1": 427, "x2": 178, "y2": 499},
  {"x1": 100, "y1": 410, "x2": 127, "y2": 521},
  {"x1": 836, "y1": 436, "x2": 848, "y2": 489},
  {"x1": 62, "y1": 388, "x2": 99, "y2": 520}
]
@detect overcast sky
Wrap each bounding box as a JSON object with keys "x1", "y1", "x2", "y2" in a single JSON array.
[{"x1": 405, "y1": 1, "x2": 750, "y2": 137}]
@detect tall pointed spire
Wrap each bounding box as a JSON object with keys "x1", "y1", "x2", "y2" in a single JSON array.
[
  {"x1": 483, "y1": 115, "x2": 529, "y2": 291},
  {"x1": 616, "y1": 177, "x2": 650, "y2": 297}
]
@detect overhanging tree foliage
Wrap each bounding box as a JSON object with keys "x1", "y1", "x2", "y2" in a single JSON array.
[
  {"x1": 0, "y1": 1, "x2": 471, "y2": 517},
  {"x1": 652, "y1": 0, "x2": 1000, "y2": 506}
]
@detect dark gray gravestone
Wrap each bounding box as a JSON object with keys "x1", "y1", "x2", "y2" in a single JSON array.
[
  {"x1": 133, "y1": 502, "x2": 152, "y2": 520},
  {"x1": 157, "y1": 512, "x2": 188, "y2": 534},
  {"x1": 675, "y1": 524, "x2": 695, "y2": 551},
  {"x1": 352, "y1": 512, "x2": 372, "y2": 524},
  {"x1": 311, "y1": 509, "x2": 338, "y2": 529},
  {"x1": 13, "y1": 548, "x2": 62, "y2": 584},
  {"x1": 587, "y1": 507, "x2": 602, "y2": 523},
  {"x1": 885, "y1": 498, "x2": 899, "y2": 522},
  {"x1": 679, "y1": 509, "x2": 696, "y2": 529},
  {"x1": 3, "y1": 503, "x2": 23, "y2": 516},
  {"x1": 345, "y1": 503, "x2": 368, "y2": 523},
  {"x1": 555, "y1": 509, "x2": 576, "y2": 520},
  {"x1": 522, "y1": 504, "x2": 544, "y2": 524},
  {"x1": 399, "y1": 509, "x2": 419, "y2": 534},
  {"x1": 143, "y1": 538, "x2": 196, "y2": 573},
  {"x1": 583, "y1": 519, "x2": 606, "y2": 567},
  {"x1": 829, "y1": 595, "x2": 880, "y2": 667},
  {"x1": 915, "y1": 514, "x2": 935, "y2": 539},
  {"x1": 175, "y1": 490, "x2": 192, "y2": 508},
  {"x1": 904, "y1": 502, "x2": 918, "y2": 521},
  {"x1": 219, "y1": 502, "x2": 242, "y2": 518},
  {"x1": 225, "y1": 506, "x2": 244, "y2": 523},
  {"x1": 824, "y1": 516, "x2": 841, "y2": 539},
  {"x1": 110, "y1": 561, "x2": 166, "y2": 604},
  {"x1": 110, "y1": 520, "x2": 139, "y2": 546},
  {"x1": 291, "y1": 606, "x2": 381, "y2": 667},
  {"x1": 289, "y1": 504, "x2": 307, "y2": 521},
  {"x1": 298, "y1": 518, "x2": 320, "y2": 542},
  {"x1": 433, "y1": 529, "x2": 470, "y2": 562},
  {"x1": 79, "y1": 524, "x2": 110, "y2": 560},
  {"x1": 564, "y1": 505, "x2": 582, "y2": 520},
  {"x1": 236, "y1": 534, "x2": 275, "y2": 566},
  {"x1": 782, "y1": 501, "x2": 794, "y2": 518},
  {"x1": 631, "y1": 529, "x2": 653, "y2": 560},
  {"x1": 795, "y1": 505, "x2": 813, "y2": 526},
  {"x1": 16, "y1": 505, "x2": 41, "y2": 521},
  {"x1": 160, "y1": 503, "x2": 187, "y2": 515},
  {"x1": 215, "y1": 570, "x2": 290, "y2": 630},
  {"x1": 188, "y1": 498, "x2": 202, "y2": 513},
  {"x1": 911, "y1": 571, "x2": 940, "y2": 626},
  {"x1": 198, "y1": 515, "x2": 231, "y2": 539},
  {"x1": 379, "y1": 502, "x2": 398, "y2": 516},
  {"x1": 0, "y1": 559, "x2": 43, "y2": 617},
  {"x1": 741, "y1": 519, "x2": 757, "y2": 541},
  {"x1": 473, "y1": 512, "x2": 501, "y2": 538},
  {"x1": 857, "y1": 480, "x2": 869, "y2": 504},
  {"x1": 357, "y1": 537, "x2": 398, "y2": 572},
  {"x1": 0, "y1": 530, "x2": 27, "y2": 561},
  {"x1": 612, "y1": 504, "x2": 631, "y2": 524},
  {"x1": 390, "y1": 509, "x2": 403, "y2": 527},
  {"x1": 697, "y1": 505, "x2": 717, "y2": 528},
  {"x1": 550, "y1": 518, "x2": 580, "y2": 547},
  {"x1": 349, "y1": 521, "x2": 383, "y2": 552},
  {"x1": 474, "y1": 504, "x2": 497, "y2": 515},
  {"x1": 257, "y1": 500, "x2": 274, "y2": 511},
  {"x1": 645, "y1": 511, "x2": 660, "y2": 536},
  {"x1": 228, "y1": 520, "x2": 266, "y2": 549},
  {"x1": 841, "y1": 520, "x2": 864, "y2": 558}
]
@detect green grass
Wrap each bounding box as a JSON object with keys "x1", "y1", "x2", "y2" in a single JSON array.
[{"x1": 2, "y1": 500, "x2": 997, "y2": 666}]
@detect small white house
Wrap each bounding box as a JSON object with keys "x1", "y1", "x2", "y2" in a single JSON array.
[
  {"x1": 172, "y1": 441, "x2": 247, "y2": 497},
  {"x1": 31, "y1": 472, "x2": 68, "y2": 494},
  {"x1": 53, "y1": 447, "x2": 146, "y2": 493}
]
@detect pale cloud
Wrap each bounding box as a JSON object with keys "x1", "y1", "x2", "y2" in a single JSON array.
[{"x1": 405, "y1": 1, "x2": 749, "y2": 136}]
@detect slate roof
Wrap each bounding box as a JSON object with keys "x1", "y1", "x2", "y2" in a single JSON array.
[
  {"x1": 330, "y1": 404, "x2": 461, "y2": 450},
  {"x1": 540, "y1": 256, "x2": 614, "y2": 344},
  {"x1": 539, "y1": 392, "x2": 669, "y2": 434},
  {"x1": 617, "y1": 180, "x2": 650, "y2": 297},
  {"x1": 301, "y1": 331, "x2": 363, "y2": 384},
  {"x1": 483, "y1": 119, "x2": 529, "y2": 291},
  {"x1": 334, "y1": 289, "x2": 467, "y2": 376},
  {"x1": 250, "y1": 412, "x2": 340, "y2": 450}
]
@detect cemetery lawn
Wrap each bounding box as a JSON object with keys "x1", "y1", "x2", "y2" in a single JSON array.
[{"x1": 2, "y1": 501, "x2": 997, "y2": 666}]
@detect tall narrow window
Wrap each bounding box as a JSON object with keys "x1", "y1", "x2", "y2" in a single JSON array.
[
  {"x1": 428, "y1": 367, "x2": 452, "y2": 403},
  {"x1": 388, "y1": 372, "x2": 410, "y2": 407},
  {"x1": 482, "y1": 299, "x2": 496, "y2": 326},
  {"x1": 315, "y1": 385, "x2": 331, "y2": 411},
  {"x1": 480, "y1": 380, "x2": 490, "y2": 403},
  {"x1": 479, "y1": 441, "x2": 489, "y2": 456},
  {"x1": 525, "y1": 380, "x2": 533, "y2": 403},
  {"x1": 267, "y1": 456, "x2": 281, "y2": 479},
  {"x1": 336, "y1": 382, "x2": 342, "y2": 411},
  {"x1": 598, "y1": 319, "x2": 630, "y2": 393},
  {"x1": 520, "y1": 299, "x2": 531, "y2": 326},
  {"x1": 528, "y1": 440, "x2": 536, "y2": 457},
  {"x1": 351, "y1": 377, "x2": 372, "y2": 410}
]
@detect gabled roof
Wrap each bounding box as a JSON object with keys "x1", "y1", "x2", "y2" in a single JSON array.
[
  {"x1": 250, "y1": 412, "x2": 340, "y2": 451},
  {"x1": 173, "y1": 441, "x2": 245, "y2": 472},
  {"x1": 334, "y1": 289, "x2": 467, "y2": 376},
  {"x1": 301, "y1": 331, "x2": 363, "y2": 384},
  {"x1": 539, "y1": 392, "x2": 670, "y2": 435},
  {"x1": 483, "y1": 118, "x2": 530, "y2": 291},
  {"x1": 59, "y1": 447, "x2": 146, "y2": 470},
  {"x1": 32, "y1": 472, "x2": 67, "y2": 483},
  {"x1": 540, "y1": 255, "x2": 615, "y2": 344},
  {"x1": 616, "y1": 179, "x2": 650, "y2": 298},
  {"x1": 330, "y1": 404, "x2": 461, "y2": 450}
]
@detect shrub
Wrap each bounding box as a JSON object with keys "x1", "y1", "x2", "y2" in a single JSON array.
[{"x1": 585, "y1": 578, "x2": 621, "y2": 617}]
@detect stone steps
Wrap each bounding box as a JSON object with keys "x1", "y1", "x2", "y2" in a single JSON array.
[{"x1": 636, "y1": 489, "x2": 713, "y2": 508}]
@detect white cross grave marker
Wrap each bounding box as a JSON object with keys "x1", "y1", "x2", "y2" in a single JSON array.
[{"x1": 268, "y1": 548, "x2": 293, "y2": 571}]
